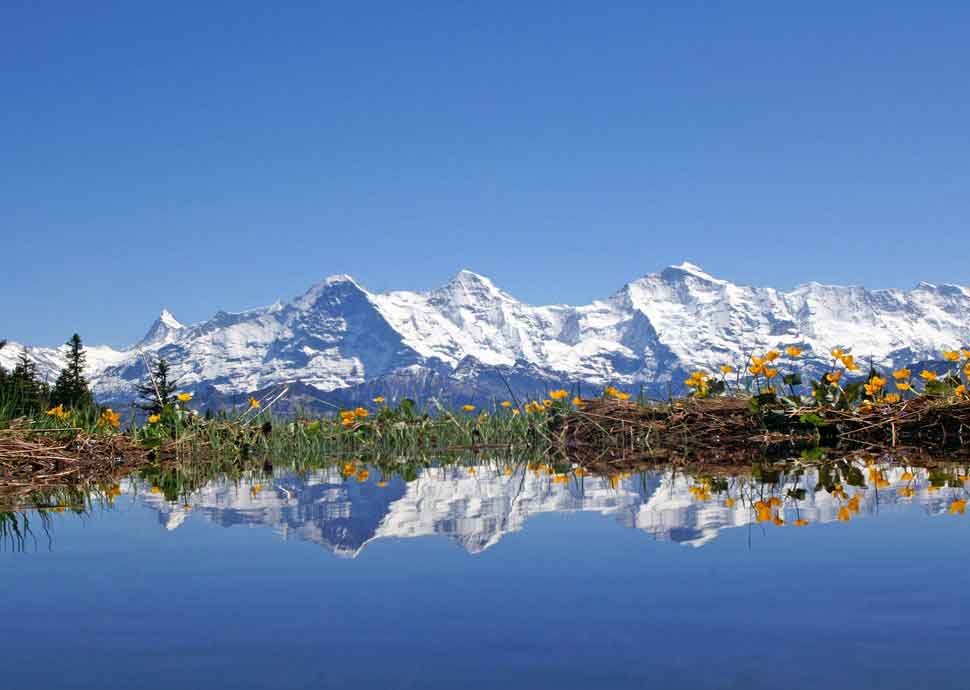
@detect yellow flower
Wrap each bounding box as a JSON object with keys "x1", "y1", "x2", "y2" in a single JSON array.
[
  {"x1": 574, "y1": 468, "x2": 587, "y2": 477},
  {"x1": 543, "y1": 399, "x2": 553, "y2": 408},
  {"x1": 920, "y1": 370, "x2": 937, "y2": 382},
  {"x1": 503, "y1": 467, "x2": 513, "y2": 476},
  {"x1": 176, "y1": 392, "x2": 193, "y2": 402},
  {"x1": 900, "y1": 471, "x2": 915, "y2": 481},
  {"x1": 149, "y1": 485, "x2": 161, "y2": 494},
  {"x1": 248, "y1": 396, "x2": 261, "y2": 409},
  {"x1": 956, "y1": 385, "x2": 967, "y2": 398},
  {"x1": 342, "y1": 462, "x2": 356, "y2": 475},
  {"x1": 46, "y1": 404, "x2": 68, "y2": 420},
  {"x1": 467, "y1": 467, "x2": 476, "y2": 475},
  {"x1": 99, "y1": 408, "x2": 121, "y2": 430},
  {"x1": 462, "y1": 404, "x2": 476, "y2": 412},
  {"x1": 749, "y1": 364, "x2": 764, "y2": 376},
  {"x1": 764, "y1": 368, "x2": 779, "y2": 379},
  {"x1": 354, "y1": 407, "x2": 369, "y2": 418},
  {"x1": 373, "y1": 396, "x2": 385, "y2": 404},
  {"x1": 754, "y1": 501, "x2": 773, "y2": 523},
  {"x1": 896, "y1": 381, "x2": 911, "y2": 391},
  {"x1": 511, "y1": 408, "x2": 520, "y2": 416},
  {"x1": 839, "y1": 354, "x2": 859, "y2": 371},
  {"x1": 764, "y1": 350, "x2": 781, "y2": 362},
  {"x1": 500, "y1": 400, "x2": 512, "y2": 408},
  {"x1": 356, "y1": 469, "x2": 369, "y2": 482},
  {"x1": 892, "y1": 368, "x2": 911, "y2": 380},
  {"x1": 883, "y1": 393, "x2": 901, "y2": 404},
  {"x1": 837, "y1": 507, "x2": 852, "y2": 522},
  {"x1": 719, "y1": 364, "x2": 734, "y2": 375},
  {"x1": 785, "y1": 346, "x2": 802, "y2": 358},
  {"x1": 831, "y1": 347, "x2": 844, "y2": 359},
  {"x1": 943, "y1": 350, "x2": 961, "y2": 362},
  {"x1": 377, "y1": 480, "x2": 388, "y2": 488},
  {"x1": 572, "y1": 396, "x2": 583, "y2": 407},
  {"x1": 549, "y1": 389, "x2": 569, "y2": 400},
  {"x1": 147, "y1": 414, "x2": 161, "y2": 424},
  {"x1": 614, "y1": 391, "x2": 631, "y2": 401},
  {"x1": 750, "y1": 355, "x2": 765, "y2": 366},
  {"x1": 948, "y1": 499, "x2": 966, "y2": 515},
  {"x1": 864, "y1": 376, "x2": 886, "y2": 396},
  {"x1": 794, "y1": 518, "x2": 809, "y2": 527},
  {"x1": 826, "y1": 370, "x2": 842, "y2": 384},
  {"x1": 723, "y1": 498, "x2": 735, "y2": 508},
  {"x1": 898, "y1": 487, "x2": 915, "y2": 498},
  {"x1": 773, "y1": 516, "x2": 785, "y2": 526}
]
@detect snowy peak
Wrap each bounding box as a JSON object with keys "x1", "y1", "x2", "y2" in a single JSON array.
[{"x1": 137, "y1": 309, "x2": 184, "y2": 347}]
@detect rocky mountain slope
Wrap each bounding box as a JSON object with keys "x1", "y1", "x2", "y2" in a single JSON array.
[{"x1": 4, "y1": 263, "x2": 969, "y2": 409}]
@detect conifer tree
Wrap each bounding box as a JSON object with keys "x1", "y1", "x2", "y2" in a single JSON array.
[
  {"x1": 10, "y1": 347, "x2": 48, "y2": 415},
  {"x1": 136, "y1": 357, "x2": 179, "y2": 414},
  {"x1": 51, "y1": 334, "x2": 92, "y2": 409}
]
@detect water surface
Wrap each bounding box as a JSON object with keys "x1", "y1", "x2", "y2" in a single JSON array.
[{"x1": 2, "y1": 460, "x2": 968, "y2": 689}]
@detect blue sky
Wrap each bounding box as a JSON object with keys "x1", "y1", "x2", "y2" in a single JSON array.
[{"x1": 4, "y1": 1, "x2": 969, "y2": 346}]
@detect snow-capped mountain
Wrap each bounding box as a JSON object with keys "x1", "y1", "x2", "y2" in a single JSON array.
[
  {"x1": 126, "y1": 462, "x2": 958, "y2": 557},
  {"x1": 4, "y1": 263, "x2": 970, "y2": 408}
]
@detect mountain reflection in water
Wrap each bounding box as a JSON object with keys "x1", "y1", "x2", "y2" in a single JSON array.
[{"x1": 107, "y1": 460, "x2": 970, "y2": 557}]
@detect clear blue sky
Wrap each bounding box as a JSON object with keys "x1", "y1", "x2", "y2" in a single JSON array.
[{"x1": 4, "y1": 1, "x2": 968, "y2": 346}]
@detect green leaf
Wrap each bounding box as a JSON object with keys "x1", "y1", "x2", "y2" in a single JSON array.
[
  {"x1": 782, "y1": 373, "x2": 802, "y2": 386},
  {"x1": 800, "y1": 412, "x2": 826, "y2": 427},
  {"x1": 925, "y1": 380, "x2": 949, "y2": 396}
]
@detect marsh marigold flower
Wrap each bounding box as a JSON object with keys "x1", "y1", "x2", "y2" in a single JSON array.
[
  {"x1": 572, "y1": 396, "x2": 583, "y2": 407},
  {"x1": 99, "y1": 408, "x2": 121, "y2": 430},
  {"x1": 147, "y1": 414, "x2": 161, "y2": 424},
  {"x1": 372, "y1": 396, "x2": 385, "y2": 404},
  {"x1": 177, "y1": 392, "x2": 193, "y2": 402},
  {"x1": 462, "y1": 404, "x2": 476, "y2": 412},
  {"x1": 785, "y1": 346, "x2": 802, "y2": 358},
  {"x1": 892, "y1": 368, "x2": 910, "y2": 380},
  {"x1": 943, "y1": 350, "x2": 961, "y2": 362},
  {"x1": 549, "y1": 389, "x2": 569, "y2": 400},
  {"x1": 920, "y1": 370, "x2": 937, "y2": 382},
  {"x1": 764, "y1": 350, "x2": 781, "y2": 362},
  {"x1": 826, "y1": 370, "x2": 842, "y2": 384},
  {"x1": 500, "y1": 400, "x2": 512, "y2": 408},
  {"x1": 248, "y1": 396, "x2": 261, "y2": 410},
  {"x1": 354, "y1": 407, "x2": 369, "y2": 418},
  {"x1": 46, "y1": 404, "x2": 68, "y2": 420},
  {"x1": 720, "y1": 364, "x2": 734, "y2": 374}
]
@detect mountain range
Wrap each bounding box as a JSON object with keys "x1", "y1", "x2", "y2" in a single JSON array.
[{"x1": 4, "y1": 262, "x2": 969, "y2": 411}]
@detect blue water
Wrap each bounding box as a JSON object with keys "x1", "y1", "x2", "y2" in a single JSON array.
[{"x1": 2, "y1": 464, "x2": 968, "y2": 690}]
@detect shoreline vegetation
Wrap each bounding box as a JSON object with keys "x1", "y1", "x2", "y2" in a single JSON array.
[{"x1": 4, "y1": 338, "x2": 970, "y2": 501}]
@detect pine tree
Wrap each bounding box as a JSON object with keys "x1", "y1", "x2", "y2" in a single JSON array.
[
  {"x1": 51, "y1": 334, "x2": 92, "y2": 410},
  {"x1": 9, "y1": 348, "x2": 48, "y2": 415},
  {"x1": 136, "y1": 357, "x2": 179, "y2": 414}
]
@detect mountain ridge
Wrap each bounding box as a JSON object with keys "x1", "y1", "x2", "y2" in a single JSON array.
[{"x1": 3, "y1": 263, "x2": 969, "y2": 409}]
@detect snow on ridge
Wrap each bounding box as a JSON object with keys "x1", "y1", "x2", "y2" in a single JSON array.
[{"x1": 7, "y1": 263, "x2": 970, "y2": 401}]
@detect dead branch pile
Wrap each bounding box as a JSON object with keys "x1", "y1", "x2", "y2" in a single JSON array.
[{"x1": 560, "y1": 396, "x2": 970, "y2": 466}]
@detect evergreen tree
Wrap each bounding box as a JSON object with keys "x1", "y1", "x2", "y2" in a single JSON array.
[
  {"x1": 9, "y1": 348, "x2": 48, "y2": 415},
  {"x1": 51, "y1": 334, "x2": 92, "y2": 409},
  {"x1": 136, "y1": 357, "x2": 179, "y2": 414}
]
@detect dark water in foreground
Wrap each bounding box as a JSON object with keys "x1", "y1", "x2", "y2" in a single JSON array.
[{"x1": 2, "y1": 461, "x2": 969, "y2": 690}]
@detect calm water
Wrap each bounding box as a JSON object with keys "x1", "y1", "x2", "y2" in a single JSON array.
[{"x1": 2, "y1": 460, "x2": 969, "y2": 690}]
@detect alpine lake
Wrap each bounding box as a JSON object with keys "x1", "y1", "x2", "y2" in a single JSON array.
[{"x1": 2, "y1": 453, "x2": 969, "y2": 690}]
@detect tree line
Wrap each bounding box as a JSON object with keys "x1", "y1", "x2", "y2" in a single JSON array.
[{"x1": 0, "y1": 335, "x2": 179, "y2": 418}]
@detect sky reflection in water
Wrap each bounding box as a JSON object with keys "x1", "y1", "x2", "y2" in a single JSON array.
[{"x1": 2, "y1": 459, "x2": 969, "y2": 690}]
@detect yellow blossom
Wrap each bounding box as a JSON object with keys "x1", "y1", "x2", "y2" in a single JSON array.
[
  {"x1": 462, "y1": 404, "x2": 476, "y2": 412},
  {"x1": 99, "y1": 408, "x2": 121, "y2": 430},
  {"x1": 723, "y1": 498, "x2": 735, "y2": 508},
  {"x1": 764, "y1": 350, "x2": 781, "y2": 362},
  {"x1": 943, "y1": 350, "x2": 961, "y2": 362},
  {"x1": 900, "y1": 471, "x2": 915, "y2": 481},
  {"x1": 920, "y1": 370, "x2": 937, "y2": 382},
  {"x1": 549, "y1": 389, "x2": 569, "y2": 400},
  {"x1": 373, "y1": 396, "x2": 385, "y2": 404},
  {"x1": 785, "y1": 346, "x2": 802, "y2": 358},
  {"x1": 794, "y1": 518, "x2": 809, "y2": 527},
  {"x1": 839, "y1": 354, "x2": 859, "y2": 371},
  {"x1": 764, "y1": 368, "x2": 779, "y2": 379},
  {"x1": 896, "y1": 382, "x2": 911, "y2": 391},
  {"x1": 831, "y1": 347, "x2": 844, "y2": 359},
  {"x1": 356, "y1": 469, "x2": 369, "y2": 482},
  {"x1": 176, "y1": 392, "x2": 193, "y2": 402},
  {"x1": 773, "y1": 516, "x2": 785, "y2": 526},
  {"x1": 883, "y1": 393, "x2": 901, "y2": 404},
  {"x1": 503, "y1": 467, "x2": 513, "y2": 476},
  {"x1": 720, "y1": 364, "x2": 735, "y2": 374},
  {"x1": 892, "y1": 368, "x2": 911, "y2": 380},
  {"x1": 147, "y1": 414, "x2": 161, "y2": 424},
  {"x1": 354, "y1": 407, "x2": 369, "y2": 418},
  {"x1": 749, "y1": 364, "x2": 764, "y2": 376},
  {"x1": 754, "y1": 501, "x2": 772, "y2": 523},
  {"x1": 750, "y1": 355, "x2": 765, "y2": 366},
  {"x1": 956, "y1": 385, "x2": 967, "y2": 398},
  {"x1": 248, "y1": 396, "x2": 261, "y2": 410},
  {"x1": 827, "y1": 370, "x2": 843, "y2": 385},
  {"x1": 46, "y1": 404, "x2": 69, "y2": 420},
  {"x1": 837, "y1": 507, "x2": 852, "y2": 522},
  {"x1": 948, "y1": 499, "x2": 967, "y2": 515},
  {"x1": 500, "y1": 400, "x2": 512, "y2": 408},
  {"x1": 574, "y1": 468, "x2": 587, "y2": 477},
  {"x1": 572, "y1": 396, "x2": 583, "y2": 407}
]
